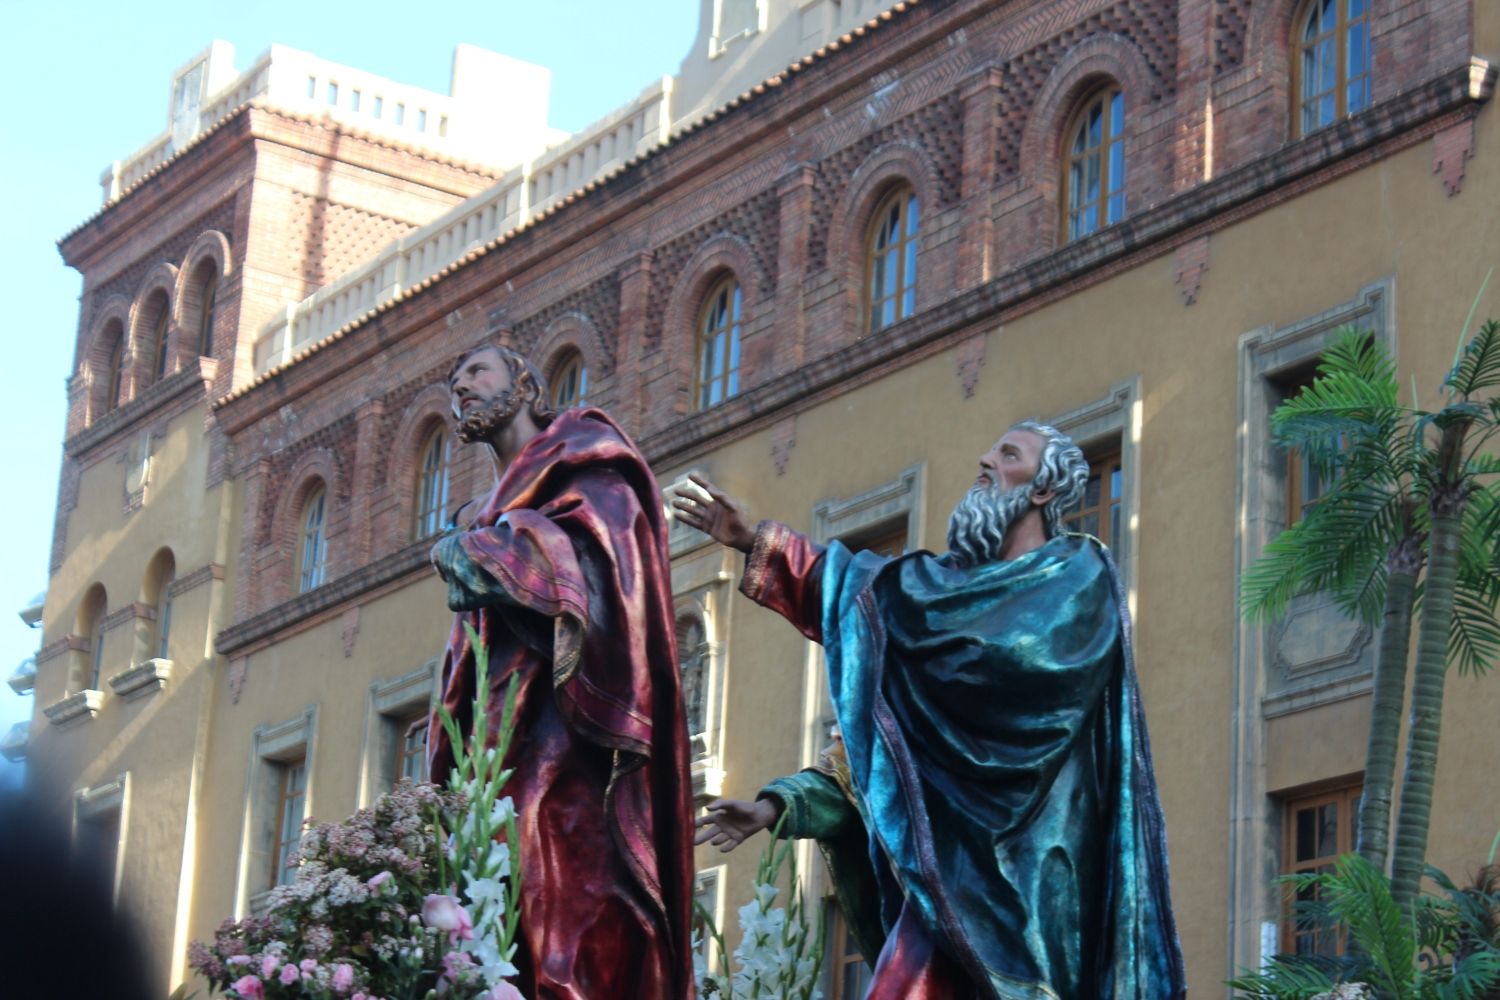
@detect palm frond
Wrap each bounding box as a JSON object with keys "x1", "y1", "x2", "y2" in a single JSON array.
[
  {"x1": 1447, "y1": 320, "x2": 1500, "y2": 398},
  {"x1": 1326, "y1": 853, "x2": 1417, "y2": 996},
  {"x1": 1227, "y1": 956, "x2": 1341, "y2": 999}
]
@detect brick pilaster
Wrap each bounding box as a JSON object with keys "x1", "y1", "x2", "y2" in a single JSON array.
[{"x1": 958, "y1": 66, "x2": 1003, "y2": 287}]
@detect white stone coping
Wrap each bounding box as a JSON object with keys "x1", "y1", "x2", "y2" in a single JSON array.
[
  {"x1": 44, "y1": 689, "x2": 104, "y2": 726},
  {"x1": 0, "y1": 721, "x2": 27, "y2": 762},
  {"x1": 108, "y1": 658, "x2": 173, "y2": 700}
]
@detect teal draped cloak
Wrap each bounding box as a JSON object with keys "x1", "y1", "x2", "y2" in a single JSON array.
[{"x1": 743, "y1": 526, "x2": 1186, "y2": 1000}]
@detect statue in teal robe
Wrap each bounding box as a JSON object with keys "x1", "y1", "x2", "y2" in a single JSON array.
[{"x1": 679, "y1": 422, "x2": 1186, "y2": 1000}]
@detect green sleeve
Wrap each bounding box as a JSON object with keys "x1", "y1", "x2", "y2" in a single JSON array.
[{"x1": 759, "y1": 768, "x2": 860, "y2": 840}]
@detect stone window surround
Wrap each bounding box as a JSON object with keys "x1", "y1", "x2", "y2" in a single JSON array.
[
  {"x1": 1226, "y1": 275, "x2": 1395, "y2": 979},
  {"x1": 236, "y1": 704, "x2": 319, "y2": 917},
  {"x1": 74, "y1": 771, "x2": 130, "y2": 907},
  {"x1": 693, "y1": 863, "x2": 727, "y2": 969},
  {"x1": 357, "y1": 660, "x2": 439, "y2": 807}
]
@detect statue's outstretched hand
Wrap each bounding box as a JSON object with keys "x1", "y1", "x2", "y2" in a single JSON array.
[
  {"x1": 671, "y1": 475, "x2": 755, "y2": 553},
  {"x1": 694, "y1": 797, "x2": 782, "y2": 853}
]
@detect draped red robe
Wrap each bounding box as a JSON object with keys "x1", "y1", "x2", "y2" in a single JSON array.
[{"x1": 428, "y1": 408, "x2": 694, "y2": 1000}]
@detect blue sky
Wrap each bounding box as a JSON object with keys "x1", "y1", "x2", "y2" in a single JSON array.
[{"x1": 0, "y1": 0, "x2": 700, "y2": 789}]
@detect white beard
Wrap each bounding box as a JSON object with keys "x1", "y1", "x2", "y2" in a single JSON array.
[{"x1": 945, "y1": 482, "x2": 1034, "y2": 567}]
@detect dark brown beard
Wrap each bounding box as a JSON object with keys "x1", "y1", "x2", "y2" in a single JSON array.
[{"x1": 455, "y1": 389, "x2": 525, "y2": 444}]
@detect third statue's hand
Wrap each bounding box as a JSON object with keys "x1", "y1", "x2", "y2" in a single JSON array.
[
  {"x1": 693, "y1": 797, "x2": 783, "y2": 853},
  {"x1": 671, "y1": 475, "x2": 755, "y2": 553}
]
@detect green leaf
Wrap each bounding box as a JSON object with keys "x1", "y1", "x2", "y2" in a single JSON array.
[{"x1": 1447, "y1": 319, "x2": 1500, "y2": 398}]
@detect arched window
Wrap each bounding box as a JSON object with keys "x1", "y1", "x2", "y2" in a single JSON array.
[
  {"x1": 1062, "y1": 86, "x2": 1126, "y2": 242},
  {"x1": 147, "y1": 294, "x2": 171, "y2": 384},
  {"x1": 298, "y1": 486, "x2": 328, "y2": 593},
  {"x1": 104, "y1": 324, "x2": 128, "y2": 413},
  {"x1": 864, "y1": 185, "x2": 919, "y2": 333},
  {"x1": 1292, "y1": 0, "x2": 1373, "y2": 136},
  {"x1": 695, "y1": 275, "x2": 742, "y2": 411},
  {"x1": 414, "y1": 428, "x2": 450, "y2": 539},
  {"x1": 196, "y1": 270, "x2": 219, "y2": 357},
  {"x1": 144, "y1": 549, "x2": 176, "y2": 661},
  {"x1": 550, "y1": 351, "x2": 588, "y2": 409},
  {"x1": 78, "y1": 584, "x2": 108, "y2": 693}
]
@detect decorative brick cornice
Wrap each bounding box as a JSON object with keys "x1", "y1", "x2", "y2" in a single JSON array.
[
  {"x1": 109, "y1": 658, "x2": 172, "y2": 700},
  {"x1": 216, "y1": 538, "x2": 432, "y2": 657},
  {"x1": 639, "y1": 59, "x2": 1495, "y2": 468},
  {"x1": 43, "y1": 689, "x2": 103, "y2": 726},
  {"x1": 36, "y1": 637, "x2": 73, "y2": 665},
  {"x1": 63, "y1": 362, "x2": 208, "y2": 460},
  {"x1": 168, "y1": 563, "x2": 226, "y2": 598}
]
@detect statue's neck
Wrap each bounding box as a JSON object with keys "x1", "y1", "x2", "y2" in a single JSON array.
[
  {"x1": 487, "y1": 413, "x2": 543, "y2": 472},
  {"x1": 998, "y1": 511, "x2": 1049, "y2": 562}
]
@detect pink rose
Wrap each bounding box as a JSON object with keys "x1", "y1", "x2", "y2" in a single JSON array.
[
  {"x1": 368, "y1": 870, "x2": 393, "y2": 890},
  {"x1": 332, "y1": 962, "x2": 355, "y2": 994},
  {"x1": 421, "y1": 893, "x2": 474, "y2": 942},
  {"x1": 300, "y1": 958, "x2": 319, "y2": 974},
  {"x1": 227, "y1": 954, "x2": 253, "y2": 966},
  {"x1": 230, "y1": 975, "x2": 265, "y2": 999},
  {"x1": 279, "y1": 962, "x2": 301, "y2": 985},
  {"x1": 260, "y1": 954, "x2": 280, "y2": 979}
]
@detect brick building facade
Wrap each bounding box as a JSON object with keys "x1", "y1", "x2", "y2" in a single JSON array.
[{"x1": 26, "y1": 1, "x2": 1500, "y2": 996}]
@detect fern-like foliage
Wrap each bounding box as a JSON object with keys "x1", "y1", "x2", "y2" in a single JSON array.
[{"x1": 1447, "y1": 320, "x2": 1500, "y2": 398}]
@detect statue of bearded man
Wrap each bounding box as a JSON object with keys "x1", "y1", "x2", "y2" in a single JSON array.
[
  {"x1": 675, "y1": 422, "x2": 1186, "y2": 1000},
  {"x1": 429, "y1": 343, "x2": 695, "y2": 1000}
]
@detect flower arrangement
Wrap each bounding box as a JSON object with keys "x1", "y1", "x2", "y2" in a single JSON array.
[
  {"x1": 190, "y1": 626, "x2": 524, "y2": 1000},
  {"x1": 695, "y1": 817, "x2": 824, "y2": 1000}
]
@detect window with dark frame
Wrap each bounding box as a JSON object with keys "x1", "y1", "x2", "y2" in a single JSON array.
[
  {"x1": 827, "y1": 901, "x2": 873, "y2": 1000},
  {"x1": 271, "y1": 758, "x2": 308, "y2": 888},
  {"x1": 1281, "y1": 781, "x2": 1363, "y2": 956},
  {"x1": 1062, "y1": 451, "x2": 1124, "y2": 549},
  {"x1": 299, "y1": 487, "x2": 328, "y2": 593},
  {"x1": 695, "y1": 276, "x2": 742, "y2": 410},
  {"x1": 1062, "y1": 86, "x2": 1126, "y2": 242},
  {"x1": 1292, "y1": 0, "x2": 1373, "y2": 137},
  {"x1": 197, "y1": 272, "x2": 219, "y2": 357},
  {"x1": 148, "y1": 300, "x2": 171, "y2": 383},
  {"x1": 414, "y1": 428, "x2": 451, "y2": 539},
  {"x1": 864, "y1": 185, "x2": 919, "y2": 334},
  {"x1": 106, "y1": 327, "x2": 127, "y2": 412},
  {"x1": 90, "y1": 622, "x2": 106, "y2": 691},
  {"x1": 156, "y1": 573, "x2": 175, "y2": 661},
  {"x1": 550, "y1": 351, "x2": 588, "y2": 409},
  {"x1": 396, "y1": 715, "x2": 429, "y2": 785}
]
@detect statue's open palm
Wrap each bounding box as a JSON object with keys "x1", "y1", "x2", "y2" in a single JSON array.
[
  {"x1": 671, "y1": 475, "x2": 755, "y2": 553},
  {"x1": 694, "y1": 798, "x2": 781, "y2": 853}
]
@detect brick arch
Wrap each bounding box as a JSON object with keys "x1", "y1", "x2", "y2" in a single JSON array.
[
  {"x1": 536, "y1": 314, "x2": 600, "y2": 407},
  {"x1": 175, "y1": 230, "x2": 234, "y2": 363},
  {"x1": 1019, "y1": 33, "x2": 1163, "y2": 249},
  {"x1": 660, "y1": 234, "x2": 765, "y2": 415},
  {"x1": 824, "y1": 140, "x2": 940, "y2": 339},
  {"x1": 84, "y1": 297, "x2": 132, "y2": 424},
  {"x1": 129, "y1": 263, "x2": 178, "y2": 389},
  {"x1": 270, "y1": 452, "x2": 341, "y2": 601},
  {"x1": 389, "y1": 384, "x2": 457, "y2": 541},
  {"x1": 1244, "y1": 0, "x2": 1321, "y2": 139},
  {"x1": 139, "y1": 546, "x2": 177, "y2": 606}
]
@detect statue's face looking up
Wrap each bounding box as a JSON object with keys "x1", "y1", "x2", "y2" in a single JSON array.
[
  {"x1": 449, "y1": 346, "x2": 527, "y2": 443},
  {"x1": 977, "y1": 428, "x2": 1045, "y2": 493}
]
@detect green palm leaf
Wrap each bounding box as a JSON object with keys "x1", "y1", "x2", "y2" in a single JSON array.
[
  {"x1": 1326, "y1": 853, "x2": 1416, "y2": 996},
  {"x1": 1447, "y1": 320, "x2": 1500, "y2": 398}
]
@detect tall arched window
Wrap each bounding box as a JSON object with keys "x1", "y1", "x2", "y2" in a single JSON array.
[
  {"x1": 677, "y1": 614, "x2": 708, "y2": 755},
  {"x1": 695, "y1": 276, "x2": 742, "y2": 411},
  {"x1": 298, "y1": 486, "x2": 328, "y2": 593},
  {"x1": 195, "y1": 264, "x2": 220, "y2": 357},
  {"x1": 1292, "y1": 0, "x2": 1373, "y2": 136},
  {"x1": 865, "y1": 185, "x2": 919, "y2": 333},
  {"x1": 550, "y1": 351, "x2": 588, "y2": 409},
  {"x1": 104, "y1": 325, "x2": 128, "y2": 413},
  {"x1": 145, "y1": 549, "x2": 177, "y2": 661},
  {"x1": 1062, "y1": 86, "x2": 1126, "y2": 242},
  {"x1": 78, "y1": 584, "x2": 108, "y2": 693},
  {"x1": 147, "y1": 295, "x2": 171, "y2": 384},
  {"x1": 414, "y1": 428, "x2": 450, "y2": 538}
]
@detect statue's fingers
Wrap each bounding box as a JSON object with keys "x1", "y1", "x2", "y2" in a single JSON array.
[{"x1": 693, "y1": 825, "x2": 720, "y2": 845}]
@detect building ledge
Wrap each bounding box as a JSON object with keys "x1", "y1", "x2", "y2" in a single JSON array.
[
  {"x1": 692, "y1": 757, "x2": 724, "y2": 806},
  {"x1": 0, "y1": 722, "x2": 27, "y2": 762},
  {"x1": 217, "y1": 537, "x2": 432, "y2": 657},
  {"x1": 64, "y1": 361, "x2": 212, "y2": 460},
  {"x1": 109, "y1": 659, "x2": 173, "y2": 701},
  {"x1": 43, "y1": 690, "x2": 103, "y2": 726},
  {"x1": 8, "y1": 655, "x2": 36, "y2": 694}
]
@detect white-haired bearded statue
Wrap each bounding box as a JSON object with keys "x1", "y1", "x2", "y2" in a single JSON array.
[{"x1": 675, "y1": 421, "x2": 1184, "y2": 1000}]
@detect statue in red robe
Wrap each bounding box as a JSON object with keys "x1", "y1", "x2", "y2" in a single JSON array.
[{"x1": 428, "y1": 343, "x2": 695, "y2": 1000}]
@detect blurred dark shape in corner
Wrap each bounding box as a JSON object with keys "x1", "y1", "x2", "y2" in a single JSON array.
[{"x1": 0, "y1": 788, "x2": 157, "y2": 1000}]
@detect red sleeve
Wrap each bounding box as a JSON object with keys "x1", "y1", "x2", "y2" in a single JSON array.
[{"x1": 738, "y1": 520, "x2": 827, "y2": 643}]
